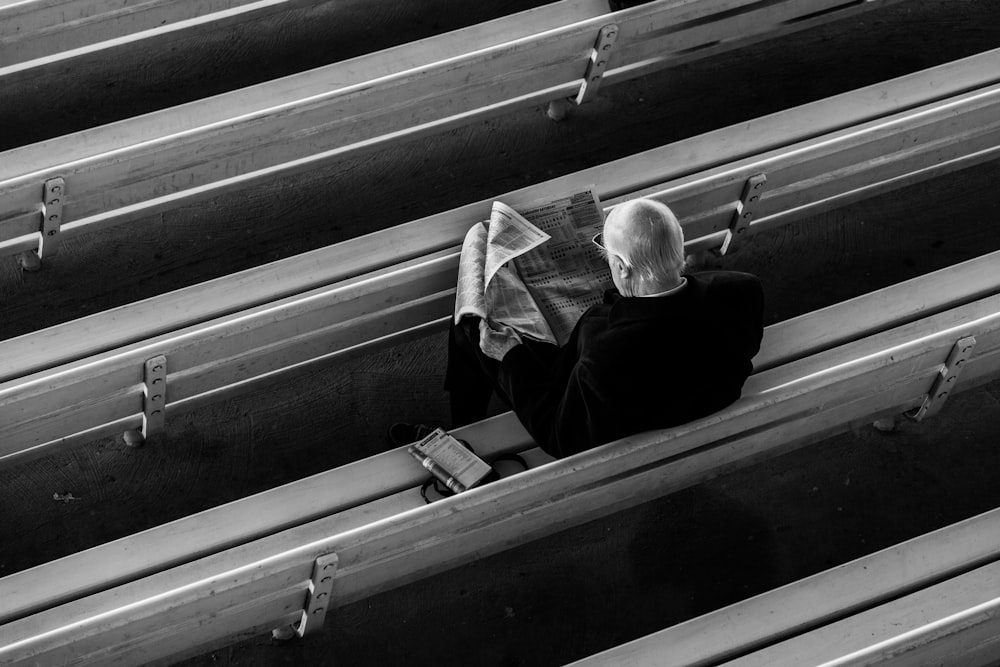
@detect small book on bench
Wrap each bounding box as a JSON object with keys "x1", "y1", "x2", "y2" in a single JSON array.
[{"x1": 407, "y1": 428, "x2": 493, "y2": 494}]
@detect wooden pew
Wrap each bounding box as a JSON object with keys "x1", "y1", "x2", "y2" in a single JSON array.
[
  {"x1": 0, "y1": 0, "x2": 291, "y2": 76},
  {"x1": 567, "y1": 507, "x2": 1000, "y2": 666},
  {"x1": 0, "y1": 0, "x2": 910, "y2": 267},
  {"x1": 1, "y1": 52, "x2": 998, "y2": 462},
  {"x1": 2, "y1": 252, "x2": 999, "y2": 664}
]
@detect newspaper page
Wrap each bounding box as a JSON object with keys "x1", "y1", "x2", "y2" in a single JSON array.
[
  {"x1": 514, "y1": 190, "x2": 613, "y2": 346},
  {"x1": 454, "y1": 189, "x2": 612, "y2": 347},
  {"x1": 454, "y1": 201, "x2": 555, "y2": 342}
]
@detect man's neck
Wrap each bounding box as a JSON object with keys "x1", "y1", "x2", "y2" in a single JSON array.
[{"x1": 633, "y1": 275, "x2": 685, "y2": 297}]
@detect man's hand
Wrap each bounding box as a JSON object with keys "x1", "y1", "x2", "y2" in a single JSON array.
[{"x1": 479, "y1": 319, "x2": 522, "y2": 361}]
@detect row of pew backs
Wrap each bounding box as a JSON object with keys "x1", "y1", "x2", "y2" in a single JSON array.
[{"x1": 0, "y1": 0, "x2": 907, "y2": 262}]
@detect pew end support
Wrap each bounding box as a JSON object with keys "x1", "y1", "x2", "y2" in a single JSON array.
[
  {"x1": 575, "y1": 23, "x2": 619, "y2": 105},
  {"x1": 121, "y1": 354, "x2": 169, "y2": 448},
  {"x1": 720, "y1": 173, "x2": 767, "y2": 256},
  {"x1": 16, "y1": 177, "x2": 65, "y2": 271},
  {"x1": 908, "y1": 335, "x2": 977, "y2": 422},
  {"x1": 296, "y1": 552, "x2": 338, "y2": 638}
]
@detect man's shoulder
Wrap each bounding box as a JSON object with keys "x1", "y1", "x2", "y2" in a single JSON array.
[
  {"x1": 687, "y1": 269, "x2": 760, "y2": 287},
  {"x1": 685, "y1": 271, "x2": 764, "y2": 317}
]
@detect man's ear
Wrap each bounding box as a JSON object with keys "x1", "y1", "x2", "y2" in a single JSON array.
[{"x1": 613, "y1": 256, "x2": 631, "y2": 280}]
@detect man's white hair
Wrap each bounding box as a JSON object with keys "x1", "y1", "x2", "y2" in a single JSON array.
[{"x1": 604, "y1": 198, "x2": 685, "y2": 283}]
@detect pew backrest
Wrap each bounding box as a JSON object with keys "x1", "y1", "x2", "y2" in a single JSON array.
[{"x1": 0, "y1": 0, "x2": 909, "y2": 263}]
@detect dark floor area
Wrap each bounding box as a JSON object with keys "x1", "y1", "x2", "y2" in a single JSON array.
[{"x1": 1, "y1": 1, "x2": 1000, "y2": 665}]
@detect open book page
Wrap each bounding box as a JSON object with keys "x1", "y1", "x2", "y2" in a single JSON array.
[
  {"x1": 454, "y1": 202, "x2": 556, "y2": 343},
  {"x1": 514, "y1": 190, "x2": 614, "y2": 346}
]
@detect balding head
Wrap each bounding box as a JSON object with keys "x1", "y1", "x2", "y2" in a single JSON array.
[{"x1": 602, "y1": 198, "x2": 685, "y2": 296}]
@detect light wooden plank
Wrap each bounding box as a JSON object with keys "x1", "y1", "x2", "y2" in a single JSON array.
[
  {"x1": 0, "y1": 0, "x2": 609, "y2": 78},
  {"x1": 3, "y1": 559, "x2": 312, "y2": 664},
  {"x1": 607, "y1": 0, "x2": 862, "y2": 69},
  {"x1": 169, "y1": 290, "x2": 456, "y2": 403},
  {"x1": 723, "y1": 562, "x2": 1000, "y2": 667},
  {"x1": 755, "y1": 250, "x2": 1000, "y2": 372},
  {"x1": 0, "y1": 251, "x2": 455, "y2": 451},
  {"x1": 0, "y1": 0, "x2": 606, "y2": 135},
  {"x1": 0, "y1": 0, "x2": 290, "y2": 68},
  {"x1": 569, "y1": 508, "x2": 1000, "y2": 666},
  {"x1": 617, "y1": 84, "x2": 1000, "y2": 239}
]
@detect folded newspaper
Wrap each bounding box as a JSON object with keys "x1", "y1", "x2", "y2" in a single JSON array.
[{"x1": 454, "y1": 189, "x2": 613, "y2": 347}]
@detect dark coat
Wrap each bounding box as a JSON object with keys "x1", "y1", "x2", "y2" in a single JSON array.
[{"x1": 499, "y1": 271, "x2": 765, "y2": 458}]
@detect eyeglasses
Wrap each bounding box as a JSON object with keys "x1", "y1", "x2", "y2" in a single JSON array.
[{"x1": 592, "y1": 232, "x2": 608, "y2": 258}]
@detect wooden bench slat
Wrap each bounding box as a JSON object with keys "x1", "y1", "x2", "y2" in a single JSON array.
[
  {"x1": 569, "y1": 508, "x2": 1000, "y2": 667},
  {"x1": 725, "y1": 562, "x2": 1000, "y2": 667},
  {"x1": 4, "y1": 559, "x2": 312, "y2": 664},
  {"x1": 619, "y1": 83, "x2": 1000, "y2": 241},
  {"x1": 1, "y1": 0, "x2": 613, "y2": 78},
  {"x1": 607, "y1": 0, "x2": 863, "y2": 71},
  {"x1": 755, "y1": 251, "x2": 1000, "y2": 372}
]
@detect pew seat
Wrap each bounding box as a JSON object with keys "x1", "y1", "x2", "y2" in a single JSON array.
[{"x1": 569, "y1": 507, "x2": 1000, "y2": 666}]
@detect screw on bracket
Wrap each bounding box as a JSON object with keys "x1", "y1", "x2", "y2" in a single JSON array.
[
  {"x1": 575, "y1": 24, "x2": 619, "y2": 105},
  {"x1": 720, "y1": 173, "x2": 767, "y2": 256}
]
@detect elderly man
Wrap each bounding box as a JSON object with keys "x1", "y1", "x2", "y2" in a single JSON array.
[{"x1": 441, "y1": 197, "x2": 764, "y2": 458}]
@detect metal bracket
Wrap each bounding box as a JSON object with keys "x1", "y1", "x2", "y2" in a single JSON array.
[
  {"x1": 19, "y1": 177, "x2": 64, "y2": 271},
  {"x1": 910, "y1": 335, "x2": 976, "y2": 421},
  {"x1": 297, "y1": 552, "x2": 339, "y2": 637},
  {"x1": 125, "y1": 355, "x2": 167, "y2": 446},
  {"x1": 142, "y1": 355, "x2": 167, "y2": 438},
  {"x1": 576, "y1": 24, "x2": 619, "y2": 105},
  {"x1": 720, "y1": 174, "x2": 767, "y2": 255}
]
